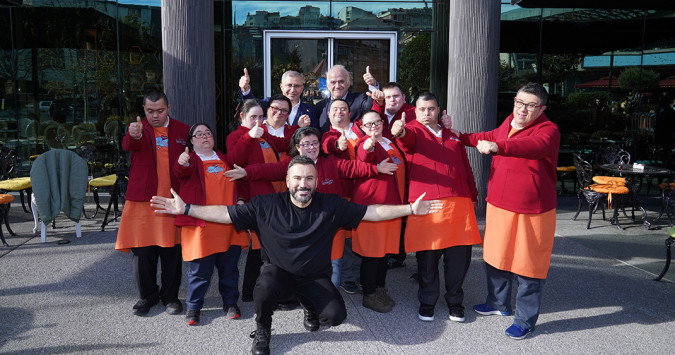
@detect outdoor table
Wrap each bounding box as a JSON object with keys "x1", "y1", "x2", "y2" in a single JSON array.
[{"x1": 599, "y1": 164, "x2": 671, "y2": 229}]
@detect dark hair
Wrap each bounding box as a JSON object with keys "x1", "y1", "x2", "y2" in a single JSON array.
[
  {"x1": 415, "y1": 92, "x2": 438, "y2": 106},
  {"x1": 268, "y1": 94, "x2": 292, "y2": 111},
  {"x1": 187, "y1": 122, "x2": 213, "y2": 150},
  {"x1": 517, "y1": 82, "x2": 548, "y2": 106},
  {"x1": 143, "y1": 88, "x2": 169, "y2": 107},
  {"x1": 289, "y1": 126, "x2": 321, "y2": 157},
  {"x1": 232, "y1": 99, "x2": 264, "y2": 130},
  {"x1": 287, "y1": 155, "x2": 317, "y2": 175},
  {"x1": 381, "y1": 82, "x2": 404, "y2": 94},
  {"x1": 329, "y1": 98, "x2": 350, "y2": 112}
]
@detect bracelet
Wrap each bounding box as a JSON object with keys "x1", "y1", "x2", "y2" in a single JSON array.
[
  {"x1": 183, "y1": 203, "x2": 191, "y2": 216},
  {"x1": 409, "y1": 204, "x2": 414, "y2": 215}
]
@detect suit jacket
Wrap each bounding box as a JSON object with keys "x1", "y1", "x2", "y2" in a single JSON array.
[
  {"x1": 315, "y1": 91, "x2": 374, "y2": 133},
  {"x1": 240, "y1": 89, "x2": 317, "y2": 127}
]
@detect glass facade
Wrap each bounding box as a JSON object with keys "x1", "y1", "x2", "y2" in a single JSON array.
[{"x1": 1, "y1": 1, "x2": 673, "y2": 177}]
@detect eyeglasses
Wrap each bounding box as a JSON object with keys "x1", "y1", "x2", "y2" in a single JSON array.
[
  {"x1": 297, "y1": 141, "x2": 320, "y2": 149},
  {"x1": 283, "y1": 84, "x2": 303, "y2": 89},
  {"x1": 513, "y1": 99, "x2": 542, "y2": 112},
  {"x1": 363, "y1": 120, "x2": 383, "y2": 129},
  {"x1": 269, "y1": 106, "x2": 290, "y2": 115},
  {"x1": 192, "y1": 131, "x2": 213, "y2": 139}
]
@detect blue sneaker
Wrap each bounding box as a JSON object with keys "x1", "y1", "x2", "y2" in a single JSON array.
[
  {"x1": 473, "y1": 303, "x2": 511, "y2": 316},
  {"x1": 505, "y1": 324, "x2": 532, "y2": 339}
]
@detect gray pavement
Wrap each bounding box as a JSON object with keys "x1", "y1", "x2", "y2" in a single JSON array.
[{"x1": 0, "y1": 192, "x2": 673, "y2": 354}]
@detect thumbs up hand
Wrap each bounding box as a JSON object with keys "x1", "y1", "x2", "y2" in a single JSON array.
[
  {"x1": 391, "y1": 112, "x2": 406, "y2": 138},
  {"x1": 363, "y1": 65, "x2": 377, "y2": 87},
  {"x1": 239, "y1": 68, "x2": 250, "y2": 92},
  {"x1": 178, "y1": 147, "x2": 191, "y2": 166},
  {"x1": 248, "y1": 119, "x2": 264, "y2": 139},
  {"x1": 440, "y1": 110, "x2": 453, "y2": 130},
  {"x1": 366, "y1": 89, "x2": 385, "y2": 105},
  {"x1": 337, "y1": 130, "x2": 348, "y2": 151},
  {"x1": 129, "y1": 116, "x2": 143, "y2": 139},
  {"x1": 362, "y1": 133, "x2": 377, "y2": 152}
]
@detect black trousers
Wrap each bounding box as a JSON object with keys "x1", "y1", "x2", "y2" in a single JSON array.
[
  {"x1": 416, "y1": 245, "x2": 472, "y2": 307},
  {"x1": 253, "y1": 263, "x2": 346, "y2": 330},
  {"x1": 242, "y1": 248, "x2": 262, "y2": 299},
  {"x1": 131, "y1": 245, "x2": 182, "y2": 302},
  {"x1": 360, "y1": 256, "x2": 388, "y2": 295}
]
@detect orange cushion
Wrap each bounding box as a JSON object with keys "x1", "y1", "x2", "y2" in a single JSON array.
[
  {"x1": 0, "y1": 194, "x2": 14, "y2": 204},
  {"x1": 589, "y1": 184, "x2": 629, "y2": 194},
  {"x1": 658, "y1": 182, "x2": 675, "y2": 190},
  {"x1": 593, "y1": 176, "x2": 626, "y2": 185},
  {"x1": 557, "y1": 166, "x2": 576, "y2": 172}
]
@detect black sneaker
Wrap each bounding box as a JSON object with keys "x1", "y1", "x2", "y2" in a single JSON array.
[
  {"x1": 418, "y1": 303, "x2": 435, "y2": 321},
  {"x1": 303, "y1": 307, "x2": 320, "y2": 332},
  {"x1": 186, "y1": 309, "x2": 200, "y2": 326},
  {"x1": 225, "y1": 304, "x2": 241, "y2": 319},
  {"x1": 340, "y1": 281, "x2": 362, "y2": 294},
  {"x1": 164, "y1": 299, "x2": 183, "y2": 315},
  {"x1": 250, "y1": 329, "x2": 271, "y2": 355},
  {"x1": 132, "y1": 297, "x2": 159, "y2": 316},
  {"x1": 449, "y1": 304, "x2": 465, "y2": 323}
]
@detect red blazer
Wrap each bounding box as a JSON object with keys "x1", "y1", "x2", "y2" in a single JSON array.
[
  {"x1": 321, "y1": 124, "x2": 365, "y2": 159},
  {"x1": 122, "y1": 118, "x2": 189, "y2": 202},
  {"x1": 244, "y1": 154, "x2": 377, "y2": 197},
  {"x1": 352, "y1": 136, "x2": 406, "y2": 205},
  {"x1": 226, "y1": 125, "x2": 289, "y2": 198},
  {"x1": 370, "y1": 101, "x2": 416, "y2": 140},
  {"x1": 396, "y1": 119, "x2": 478, "y2": 202},
  {"x1": 173, "y1": 150, "x2": 246, "y2": 227},
  {"x1": 459, "y1": 113, "x2": 560, "y2": 214}
]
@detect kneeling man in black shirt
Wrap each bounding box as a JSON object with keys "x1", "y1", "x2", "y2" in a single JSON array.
[{"x1": 151, "y1": 155, "x2": 442, "y2": 355}]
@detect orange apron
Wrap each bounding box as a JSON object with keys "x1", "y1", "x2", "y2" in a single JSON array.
[
  {"x1": 116, "y1": 127, "x2": 179, "y2": 252},
  {"x1": 181, "y1": 159, "x2": 249, "y2": 261}
]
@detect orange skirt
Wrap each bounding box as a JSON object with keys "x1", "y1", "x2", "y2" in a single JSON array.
[
  {"x1": 482, "y1": 203, "x2": 556, "y2": 279},
  {"x1": 330, "y1": 228, "x2": 349, "y2": 260},
  {"x1": 115, "y1": 201, "x2": 180, "y2": 252},
  {"x1": 181, "y1": 222, "x2": 250, "y2": 261},
  {"x1": 404, "y1": 196, "x2": 481, "y2": 252},
  {"x1": 352, "y1": 218, "x2": 402, "y2": 257}
]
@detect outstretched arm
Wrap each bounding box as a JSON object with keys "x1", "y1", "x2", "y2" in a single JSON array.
[
  {"x1": 151, "y1": 188, "x2": 232, "y2": 224},
  {"x1": 363, "y1": 193, "x2": 442, "y2": 221}
]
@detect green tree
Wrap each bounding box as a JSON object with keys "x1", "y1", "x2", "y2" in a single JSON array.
[
  {"x1": 398, "y1": 32, "x2": 431, "y2": 92},
  {"x1": 618, "y1": 67, "x2": 660, "y2": 91}
]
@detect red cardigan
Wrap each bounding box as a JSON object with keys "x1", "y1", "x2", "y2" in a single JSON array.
[
  {"x1": 396, "y1": 119, "x2": 478, "y2": 202},
  {"x1": 173, "y1": 151, "x2": 246, "y2": 227},
  {"x1": 244, "y1": 154, "x2": 377, "y2": 197},
  {"x1": 459, "y1": 113, "x2": 560, "y2": 214},
  {"x1": 352, "y1": 136, "x2": 406, "y2": 205},
  {"x1": 226, "y1": 125, "x2": 289, "y2": 198},
  {"x1": 122, "y1": 118, "x2": 189, "y2": 202},
  {"x1": 321, "y1": 124, "x2": 365, "y2": 159},
  {"x1": 370, "y1": 101, "x2": 416, "y2": 140}
]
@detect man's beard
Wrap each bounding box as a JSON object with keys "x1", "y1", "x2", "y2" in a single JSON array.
[{"x1": 291, "y1": 186, "x2": 315, "y2": 204}]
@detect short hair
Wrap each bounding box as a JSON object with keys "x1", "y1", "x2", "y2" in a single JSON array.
[
  {"x1": 381, "y1": 82, "x2": 404, "y2": 94},
  {"x1": 329, "y1": 98, "x2": 350, "y2": 112},
  {"x1": 517, "y1": 82, "x2": 548, "y2": 106},
  {"x1": 327, "y1": 65, "x2": 350, "y2": 84},
  {"x1": 289, "y1": 126, "x2": 321, "y2": 157},
  {"x1": 143, "y1": 89, "x2": 169, "y2": 107},
  {"x1": 240, "y1": 99, "x2": 263, "y2": 120},
  {"x1": 187, "y1": 122, "x2": 213, "y2": 150},
  {"x1": 281, "y1": 71, "x2": 303, "y2": 83},
  {"x1": 287, "y1": 155, "x2": 317, "y2": 176},
  {"x1": 416, "y1": 92, "x2": 438, "y2": 106},
  {"x1": 269, "y1": 94, "x2": 292, "y2": 111}
]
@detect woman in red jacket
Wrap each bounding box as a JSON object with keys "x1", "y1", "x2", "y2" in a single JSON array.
[
  {"x1": 175, "y1": 123, "x2": 249, "y2": 326},
  {"x1": 226, "y1": 99, "x2": 288, "y2": 302},
  {"x1": 351, "y1": 111, "x2": 407, "y2": 313}
]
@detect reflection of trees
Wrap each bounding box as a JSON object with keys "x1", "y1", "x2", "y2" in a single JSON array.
[
  {"x1": 398, "y1": 32, "x2": 430, "y2": 92},
  {"x1": 271, "y1": 46, "x2": 302, "y2": 95}
]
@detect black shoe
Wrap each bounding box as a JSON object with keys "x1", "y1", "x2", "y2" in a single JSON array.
[
  {"x1": 164, "y1": 299, "x2": 183, "y2": 315},
  {"x1": 340, "y1": 281, "x2": 362, "y2": 294},
  {"x1": 387, "y1": 258, "x2": 405, "y2": 269},
  {"x1": 250, "y1": 329, "x2": 271, "y2": 355},
  {"x1": 448, "y1": 304, "x2": 465, "y2": 323},
  {"x1": 276, "y1": 300, "x2": 300, "y2": 311},
  {"x1": 303, "y1": 308, "x2": 320, "y2": 332},
  {"x1": 186, "y1": 309, "x2": 200, "y2": 326},
  {"x1": 132, "y1": 297, "x2": 159, "y2": 316}
]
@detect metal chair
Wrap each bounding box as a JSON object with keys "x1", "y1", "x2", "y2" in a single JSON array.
[
  {"x1": 0, "y1": 147, "x2": 33, "y2": 213},
  {"x1": 654, "y1": 226, "x2": 675, "y2": 281}
]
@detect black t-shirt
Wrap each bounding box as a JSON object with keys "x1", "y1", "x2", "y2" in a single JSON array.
[{"x1": 228, "y1": 191, "x2": 367, "y2": 278}]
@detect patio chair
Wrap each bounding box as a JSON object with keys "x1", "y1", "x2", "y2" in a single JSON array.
[
  {"x1": 653, "y1": 226, "x2": 675, "y2": 281},
  {"x1": 0, "y1": 193, "x2": 15, "y2": 246},
  {"x1": 0, "y1": 147, "x2": 33, "y2": 214}
]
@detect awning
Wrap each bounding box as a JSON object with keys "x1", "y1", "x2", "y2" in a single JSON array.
[
  {"x1": 659, "y1": 75, "x2": 675, "y2": 88},
  {"x1": 574, "y1": 76, "x2": 620, "y2": 89}
]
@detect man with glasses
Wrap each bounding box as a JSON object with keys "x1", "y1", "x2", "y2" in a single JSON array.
[
  {"x1": 315, "y1": 65, "x2": 379, "y2": 133},
  {"x1": 454, "y1": 82, "x2": 560, "y2": 340},
  {"x1": 115, "y1": 89, "x2": 190, "y2": 317},
  {"x1": 239, "y1": 69, "x2": 316, "y2": 127}
]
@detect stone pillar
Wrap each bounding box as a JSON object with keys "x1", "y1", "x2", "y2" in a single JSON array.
[
  {"x1": 161, "y1": 0, "x2": 216, "y2": 135},
  {"x1": 446, "y1": 1, "x2": 500, "y2": 218}
]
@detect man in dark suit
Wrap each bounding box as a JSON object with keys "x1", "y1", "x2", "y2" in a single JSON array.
[
  {"x1": 315, "y1": 65, "x2": 379, "y2": 133},
  {"x1": 239, "y1": 69, "x2": 316, "y2": 127}
]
